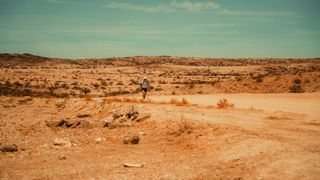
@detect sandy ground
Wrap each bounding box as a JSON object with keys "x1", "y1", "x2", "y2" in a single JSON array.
[
  {"x1": 1, "y1": 93, "x2": 320, "y2": 179},
  {"x1": 149, "y1": 93, "x2": 320, "y2": 119}
]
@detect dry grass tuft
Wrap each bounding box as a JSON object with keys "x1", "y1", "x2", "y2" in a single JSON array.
[
  {"x1": 265, "y1": 115, "x2": 291, "y2": 120},
  {"x1": 217, "y1": 98, "x2": 234, "y2": 109},
  {"x1": 266, "y1": 114, "x2": 292, "y2": 120},
  {"x1": 176, "y1": 98, "x2": 189, "y2": 106},
  {"x1": 181, "y1": 98, "x2": 189, "y2": 105},
  {"x1": 166, "y1": 115, "x2": 194, "y2": 136},
  {"x1": 169, "y1": 98, "x2": 189, "y2": 106},
  {"x1": 176, "y1": 120, "x2": 193, "y2": 135}
]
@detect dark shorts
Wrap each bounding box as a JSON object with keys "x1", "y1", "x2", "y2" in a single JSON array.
[{"x1": 141, "y1": 88, "x2": 147, "y2": 92}]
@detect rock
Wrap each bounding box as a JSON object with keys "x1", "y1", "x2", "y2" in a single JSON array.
[
  {"x1": 3, "y1": 104, "x2": 16, "y2": 108},
  {"x1": 104, "y1": 113, "x2": 131, "y2": 129},
  {"x1": 118, "y1": 116, "x2": 129, "y2": 123},
  {"x1": 63, "y1": 119, "x2": 87, "y2": 128},
  {"x1": 123, "y1": 163, "x2": 144, "y2": 168},
  {"x1": 103, "y1": 106, "x2": 150, "y2": 129},
  {"x1": 53, "y1": 138, "x2": 72, "y2": 147},
  {"x1": 123, "y1": 135, "x2": 140, "y2": 144},
  {"x1": 112, "y1": 110, "x2": 124, "y2": 120},
  {"x1": 0, "y1": 144, "x2": 18, "y2": 152},
  {"x1": 130, "y1": 113, "x2": 139, "y2": 121},
  {"x1": 103, "y1": 121, "x2": 110, "y2": 127},
  {"x1": 70, "y1": 119, "x2": 92, "y2": 128},
  {"x1": 55, "y1": 98, "x2": 66, "y2": 108},
  {"x1": 18, "y1": 96, "x2": 33, "y2": 104},
  {"x1": 56, "y1": 119, "x2": 66, "y2": 127},
  {"x1": 64, "y1": 119, "x2": 75, "y2": 128},
  {"x1": 130, "y1": 135, "x2": 140, "y2": 144},
  {"x1": 123, "y1": 135, "x2": 131, "y2": 144},
  {"x1": 58, "y1": 155, "x2": 67, "y2": 160},
  {"x1": 139, "y1": 132, "x2": 146, "y2": 136},
  {"x1": 77, "y1": 113, "x2": 90, "y2": 118},
  {"x1": 103, "y1": 116, "x2": 113, "y2": 127},
  {"x1": 112, "y1": 106, "x2": 139, "y2": 121},
  {"x1": 107, "y1": 122, "x2": 130, "y2": 129},
  {"x1": 126, "y1": 106, "x2": 139, "y2": 119},
  {"x1": 46, "y1": 119, "x2": 66, "y2": 127},
  {"x1": 95, "y1": 137, "x2": 102, "y2": 143},
  {"x1": 47, "y1": 119, "x2": 91, "y2": 129},
  {"x1": 135, "y1": 113, "x2": 151, "y2": 122}
]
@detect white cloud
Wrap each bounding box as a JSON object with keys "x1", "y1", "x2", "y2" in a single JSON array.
[
  {"x1": 105, "y1": 1, "x2": 221, "y2": 13},
  {"x1": 219, "y1": 9, "x2": 293, "y2": 17},
  {"x1": 104, "y1": 1, "x2": 292, "y2": 17},
  {"x1": 106, "y1": 2, "x2": 174, "y2": 13},
  {"x1": 171, "y1": 1, "x2": 220, "y2": 11}
]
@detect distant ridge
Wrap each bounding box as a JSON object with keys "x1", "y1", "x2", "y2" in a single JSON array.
[{"x1": 0, "y1": 53, "x2": 319, "y2": 68}]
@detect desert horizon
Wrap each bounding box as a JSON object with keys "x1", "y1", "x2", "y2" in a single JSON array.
[{"x1": 2, "y1": 52, "x2": 320, "y2": 60}]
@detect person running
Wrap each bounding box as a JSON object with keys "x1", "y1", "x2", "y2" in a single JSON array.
[{"x1": 140, "y1": 76, "x2": 149, "y2": 100}]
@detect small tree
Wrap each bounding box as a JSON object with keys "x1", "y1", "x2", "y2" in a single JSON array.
[{"x1": 81, "y1": 87, "x2": 91, "y2": 96}]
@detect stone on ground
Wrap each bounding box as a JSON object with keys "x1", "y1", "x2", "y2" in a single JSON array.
[{"x1": 0, "y1": 144, "x2": 18, "y2": 152}]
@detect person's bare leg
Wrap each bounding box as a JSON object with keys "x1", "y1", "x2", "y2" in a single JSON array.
[
  {"x1": 142, "y1": 90, "x2": 146, "y2": 99},
  {"x1": 143, "y1": 91, "x2": 147, "y2": 99}
]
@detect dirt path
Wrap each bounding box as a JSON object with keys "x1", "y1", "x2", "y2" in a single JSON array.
[{"x1": 149, "y1": 93, "x2": 320, "y2": 119}]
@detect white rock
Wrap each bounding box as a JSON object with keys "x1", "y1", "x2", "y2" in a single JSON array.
[
  {"x1": 55, "y1": 98, "x2": 66, "y2": 108},
  {"x1": 95, "y1": 137, "x2": 102, "y2": 143},
  {"x1": 123, "y1": 163, "x2": 144, "y2": 168},
  {"x1": 53, "y1": 138, "x2": 72, "y2": 147}
]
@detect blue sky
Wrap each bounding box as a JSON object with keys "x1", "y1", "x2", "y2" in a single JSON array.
[{"x1": 0, "y1": 0, "x2": 319, "y2": 58}]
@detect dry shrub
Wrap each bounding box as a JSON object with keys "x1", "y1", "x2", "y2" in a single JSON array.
[
  {"x1": 166, "y1": 116, "x2": 194, "y2": 136},
  {"x1": 176, "y1": 120, "x2": 193, "y2": 135},
  {"x1": 265, "y1": 115, "x2": 291, "y2": 120},
  {"x1": 289, "y1": 84, "x2": 304, "y2": 93},
  {"x1": 293, "y1": 78, "x2": 302, "y2": 84},
  {"x1": 176, "y1": 98, "x2": 189, "y2": 106},
  {"x1": 265, "y1": 112, "x2": 294, "y2": 120},
  {"x1": 81, "y1": 87, "x2": 91, "y2": 96},
  {"x1": 169, "y1": 98, "x2": 189, "y2": 106},
  {"x1": 217, "y1": 98, "x2": 234, "y2": 109},
  {"x1": 181, "y1": 98, "x2": 189, "y2": 105}
]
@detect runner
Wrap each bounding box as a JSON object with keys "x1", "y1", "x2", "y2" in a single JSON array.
[{"x1": 140, "y1": 76, "x2": 149, "y2": 100}]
